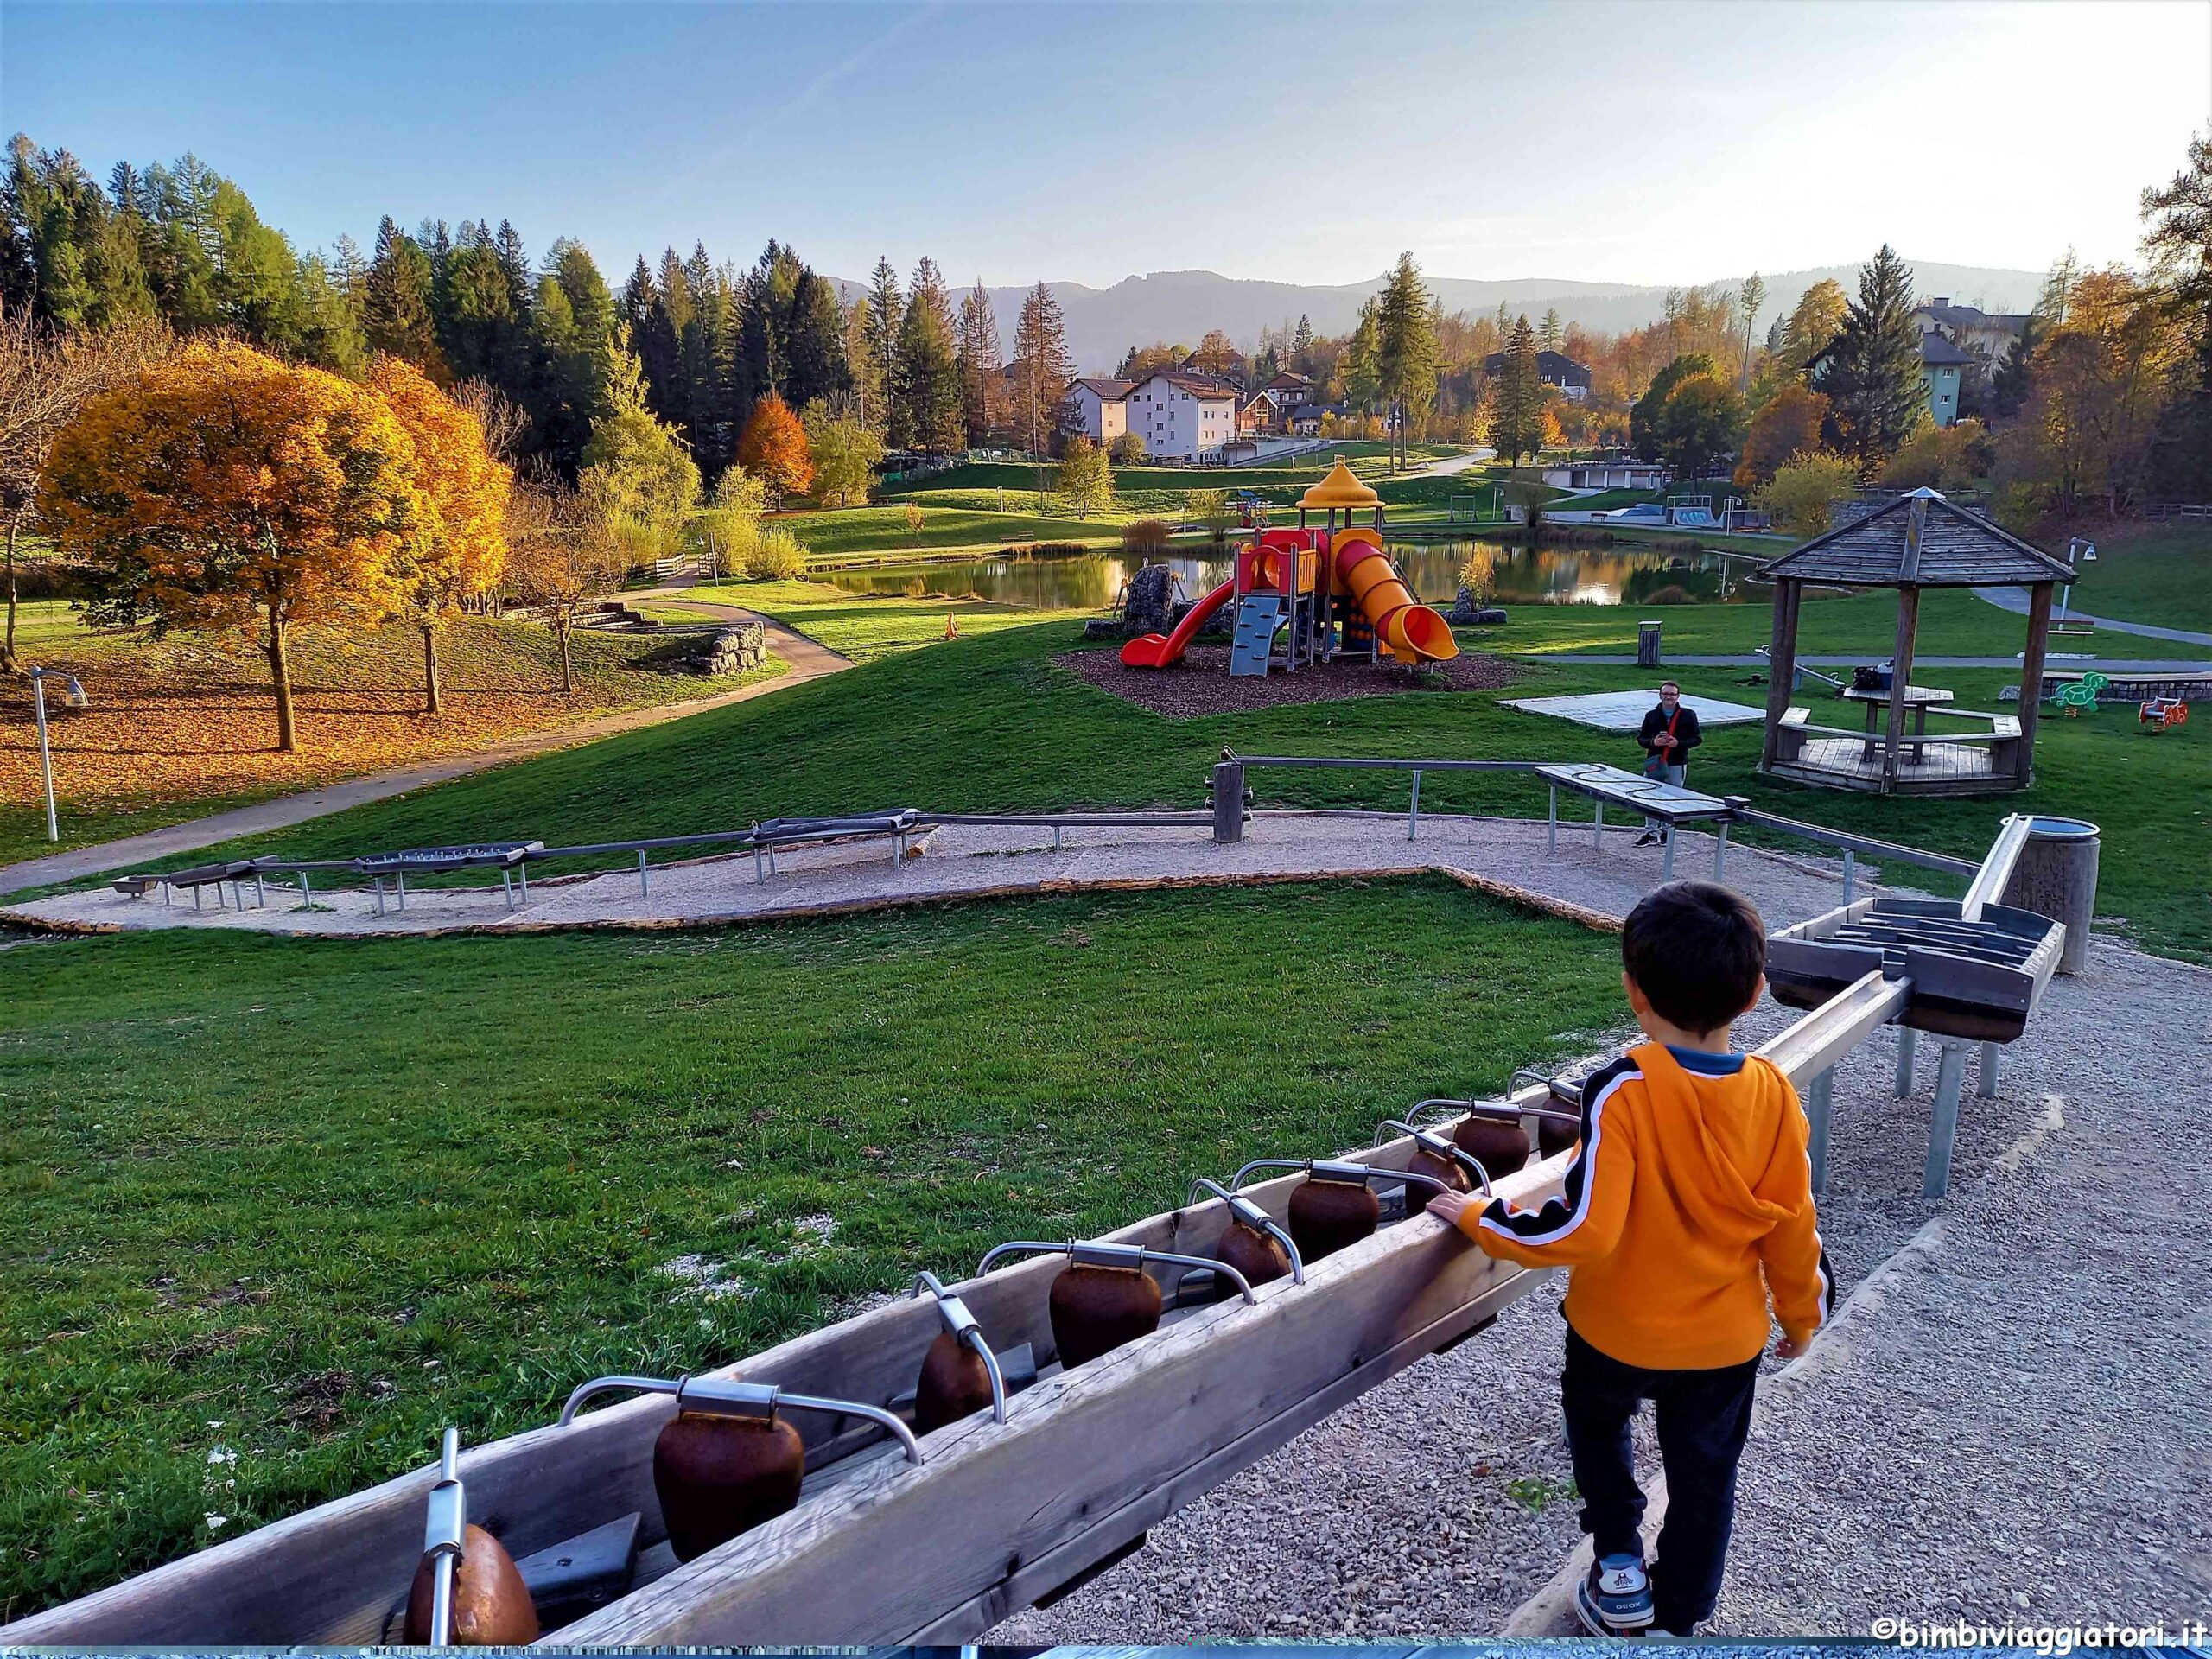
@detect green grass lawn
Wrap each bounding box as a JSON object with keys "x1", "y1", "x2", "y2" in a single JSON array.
[
  {"x1": 1471, "y1": 587, "x2": 2209, "y2": 661},
  {"x1": 0, "y1": 877, "x2": 1619, "y2": 1615},
  {"x1": 755, "y1": 504, "x2": 1127, "y2": 561},
  {"x1": 93, "y1": 605, "x2": 2212, "y2": 963},
  {"x1": 2060, "y1": 521, "x2": 2212, "y2": 633}
]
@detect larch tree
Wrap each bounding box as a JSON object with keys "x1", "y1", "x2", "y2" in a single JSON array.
[
  {"x1": 1817, "y1": 245, "x2": 1925, "y2": 472},
  {"x1": 844, "y1": 293, "x2": 884, "y2": 433},
  {"x1": 1010, "y1": 281, "x2": 1071, "y2": 454},
  {"x1": 1538, "y1": 308, "x2": 1563, "y2": 354},
  {"x1": 1737, "y1": 272, "x2": 1767, "y2": 390},
  {"x1": 369, "y1": 355, "x2": 512, "y2": 714},
  {"x1": 956, "y1": 278, "x2": 1003, "y2": 448},
  {"x1": 40, "y1": 341, "x2": 416, "y2": 751},
  {"x1": 1774, "y1": 279, "x2": 1849, "y2": 378},
  {"x1": 735, "y1": 391, "x2": 814, "y2": 501},
  {"x1": 504, "y1": 482, "x2": 626, "y2": 694}
]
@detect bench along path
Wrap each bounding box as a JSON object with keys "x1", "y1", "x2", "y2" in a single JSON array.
[
  {"x1": 11, "y1": 812, "x2": 1863, "y2": 944},
  {"x1": 1001, "y1": 926, "x2": 2211, "y2": 1641}
]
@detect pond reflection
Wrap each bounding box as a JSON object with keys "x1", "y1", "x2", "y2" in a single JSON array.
[{"x1": 815, "y1": 541, "x2": 1764, "y2": 610}]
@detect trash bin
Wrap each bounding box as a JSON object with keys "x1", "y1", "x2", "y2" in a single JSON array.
[
  {"x1": 1637, "y1": 620, "x2": 1662, "y2": 668},
  {"x1": 2001, "y1": 817, "x2": 2100, "y2": 975}
]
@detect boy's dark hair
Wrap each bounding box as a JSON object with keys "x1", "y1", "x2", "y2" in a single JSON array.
[{"x1": 1622, "y1": 880, "x2": 1767, "y2": 1033}]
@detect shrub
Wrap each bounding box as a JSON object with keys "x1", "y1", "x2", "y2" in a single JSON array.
[
  {"x1": 1457, "y1": 546, "x2": 1497, "y2": 607},
  {"x1": 1108, "y1": 431, "x2": 1147, "y2": 465},
  {"x1": 1186, "y1": 488, "x2": 1232, "y2": 541},
  {"x1": 1122, "y1": 519, "x2": 1172, "y2": 557},
  {"x1": 1759, "y1": 451, "x2": 1859, "y2": 537},
  {"x1": 1643, "y1": 584, "x2": 1696, "y2": 605},
  {"x1": 903, "y1": 502, "x2": 925, "y2": 534},
  {"x1": 741, "y1": 526, "x2": 806, "y2": 580}
]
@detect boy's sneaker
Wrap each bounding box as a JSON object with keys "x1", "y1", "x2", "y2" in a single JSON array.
[{"x1": 1576, "y1": 1552, "x2": 1656, "y2": 1636}]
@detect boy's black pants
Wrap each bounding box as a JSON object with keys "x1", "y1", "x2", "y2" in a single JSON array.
[{"x1": 1561, "y1": 1324, "x2": 1762, "y2": 1632}]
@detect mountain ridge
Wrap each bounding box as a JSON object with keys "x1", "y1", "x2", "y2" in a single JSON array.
[{"x1": 834, "y1": 258, "x2": 2044, "y2": 375}]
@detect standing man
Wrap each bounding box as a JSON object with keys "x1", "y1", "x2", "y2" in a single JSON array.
[{"x1": 1634, "y1": 682, "x2": 1701, "y2": 848}]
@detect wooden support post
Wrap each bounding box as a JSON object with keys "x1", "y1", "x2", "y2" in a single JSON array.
[
  {"x1": 1880, "y1": 584, "x2": 1921, "y2": 793},
  {"x1": 1759, "y1": 578, "x2": 1802, "y2": 771},
  {"x1": 2015, "y1": 581, "x2": 2055, "y2": 786}
]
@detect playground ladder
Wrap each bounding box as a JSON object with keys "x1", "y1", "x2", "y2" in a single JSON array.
[{"x1": 1230, "y1": 595, "x2": 1284, "y2": 677}]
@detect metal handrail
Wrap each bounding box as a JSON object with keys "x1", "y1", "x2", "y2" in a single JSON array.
[
  {"x1": 1184, "y1": 1177, "x2": 1306, "y2": 1283},
  {"x1": 911, "y1": 1271, "x2": 1007, "y2": 1424},
  {"x1": 974, "y1": 1239, "x2": 1258, "y2": 1306},
  {"x1": 554, "y1": 1374, "x2": 923, "y2": 1465}
]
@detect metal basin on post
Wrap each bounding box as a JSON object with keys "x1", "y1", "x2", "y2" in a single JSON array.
[{"x1": 2000, "y1": 817, "x2": 2100, "y2": 975}]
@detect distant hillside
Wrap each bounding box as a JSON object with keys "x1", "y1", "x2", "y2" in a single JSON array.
[{"x1": 835, "y1": 260, "x2": 2043, "y2": 374}]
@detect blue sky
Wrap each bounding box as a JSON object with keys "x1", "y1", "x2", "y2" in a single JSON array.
[{"x1": 4, "y1": 0, "x2": 2206, "y2": 289}]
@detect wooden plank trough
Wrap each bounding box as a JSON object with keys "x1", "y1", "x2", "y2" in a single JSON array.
[{"x1": 4, "y1": 964, "x2": 1913, "y2": 1649}]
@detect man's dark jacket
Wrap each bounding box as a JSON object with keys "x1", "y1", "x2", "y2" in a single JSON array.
[{"x1": 1637, "y1": 702, "x2": 1703, "y2": 759}]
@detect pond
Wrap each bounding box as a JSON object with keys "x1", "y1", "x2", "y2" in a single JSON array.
[{"x1": 814, "y1": 541, "x2": 1770, "y2": 611}]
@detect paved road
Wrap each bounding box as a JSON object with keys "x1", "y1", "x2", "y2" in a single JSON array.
[
  {"x1": 0, "y1": 604, "x2": 849, "y2": 898},
  {"x1": 1972, "y1": 583, "x2": 2212, "y2": 648},
  {"x1": 1535, "y1": 652, "x2": 2209, "y2": 671}
]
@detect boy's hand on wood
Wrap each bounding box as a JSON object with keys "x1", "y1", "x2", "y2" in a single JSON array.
[{"x1": 1427, "y1": 1188, "x2": 1480, "y2": 1230}]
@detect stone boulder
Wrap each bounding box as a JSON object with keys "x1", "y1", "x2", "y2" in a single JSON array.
[
  {"x1": 1122, "y1": 563, "x2": 1178, "y2": 634},
  {"x1": 699, "y1": 621, "x2": 768, "y2": 675}
]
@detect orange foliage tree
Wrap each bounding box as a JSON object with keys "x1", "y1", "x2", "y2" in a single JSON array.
[
  {"x1": 369, "y1": 356, "x2": 512, "y2": 713},
  {"x1": 40, "y1": 342, "x2": 417, "y2": 752},
  {"x1": 1734, "y1": 382, "x2": 1831, "y2": 488},
  {"x1": 735, "y1": 394, "x2": 813, "y2": 501}
]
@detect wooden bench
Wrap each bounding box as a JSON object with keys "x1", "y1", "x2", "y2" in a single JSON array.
[
  {"x1": 1988, "y1": 714, "x2": 2022, "y2": 772},
  {"x1": 1774, "y1": 704, "x2": 1814, "y2": 762}
]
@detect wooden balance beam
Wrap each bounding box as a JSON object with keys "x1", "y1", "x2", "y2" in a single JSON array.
[{"x1": 6, "y1": 968, "x2": 1904, "y2": 1649}]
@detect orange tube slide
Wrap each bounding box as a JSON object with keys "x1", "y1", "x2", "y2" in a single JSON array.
[{"x1": 1332, "y1": 529, "x2": 1460, "y2": 663}]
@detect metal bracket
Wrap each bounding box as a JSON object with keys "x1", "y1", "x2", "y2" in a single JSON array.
[
  {"x1": 1185, "y1": 1177, "x2": 1306, "y2": 1283},
  {"x1": 1226, "y1": 1156, "x2": 1455, "y2": 1199},
  {"x1": 975, "y1": 1239, "x2": 1258, "y2": 1305},
  {"x1": 1374, "y1": 1119, "x2": 1495, "y2": 1195},
  {"x1": 421, "y1": 1427, "x2": 465, "y2": 1648},
  {"x1": 911, "y1": 1271, "x2": 1008, "y2": 1423},
  {"x1": 555, "y1": 1374, "x2": 923, "y2": 1465}
]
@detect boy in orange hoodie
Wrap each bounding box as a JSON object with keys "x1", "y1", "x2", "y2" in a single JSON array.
[{"x1": 1428, "y1": 881, "x2": 1834, "y2": 1637}]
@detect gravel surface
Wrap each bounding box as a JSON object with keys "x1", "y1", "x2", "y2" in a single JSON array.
[
  {"x1": 998, "y1": 935, "x2": 2212, "y2": 1640},
  {"x1": 1057, "y1": 644, "x2": 1520, "y2": 717}
]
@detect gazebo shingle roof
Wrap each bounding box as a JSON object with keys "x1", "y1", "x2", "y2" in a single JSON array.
[{"x1": 1755, "y1": 489, "x2": 2076, "y2": 588}]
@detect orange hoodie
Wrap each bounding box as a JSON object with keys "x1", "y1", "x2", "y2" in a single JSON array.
[{"x1": 1461, "y1": 1041, "x2": 1834, "y2": 1370}]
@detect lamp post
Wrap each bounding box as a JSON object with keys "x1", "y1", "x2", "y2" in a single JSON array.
[
  {"x1": 2056, "y1": 537, "x2": 2096, "y2": 628},
  {"x1": 27, "y1": 666, "x2": 88, "y2": 842}
]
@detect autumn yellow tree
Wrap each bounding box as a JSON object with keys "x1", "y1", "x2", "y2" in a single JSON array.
[
  {"x1": 736, "y1": 394, "x2": 813, "y2": 502},
  {"x1": 505, "y1": 483, "x2": 626, "y2": 694},
  {"x1": 1734, "y1": 382, "x2": 1830, "y2": 488},
  {"x1": 40, "y1": 341, "x2": 416, "y2": 752},
  {"x1": 369, "y1": 356, "x2": 512, "y2": 714}
]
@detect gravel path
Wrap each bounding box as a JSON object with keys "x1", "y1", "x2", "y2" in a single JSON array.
[
  {"x1": 8, "y1": 812, "x2": 1859, "y2": 942},
  {"x1": 998, "y1": 934, "x2": 2212, "y2": 1640}
]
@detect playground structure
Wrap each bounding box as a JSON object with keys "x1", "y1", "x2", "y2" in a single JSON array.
[
  {"x1": 1758, "y1": 488, "x2": 2077, "y2": 797},
  {"x1": 5, "y1": 779, "x2": 2099, "y2": 1648},
  {"x1": 1121, "y1": 459, "x2": 1459, "y2": 676}
]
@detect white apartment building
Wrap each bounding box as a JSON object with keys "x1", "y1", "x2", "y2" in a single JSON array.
[
  {"x1": 1122, "y1": 370, "x2": 1237, "y2": 461},
  {"x1": 1058, "y1": 378, "x2": 1131, "y2": 444}
]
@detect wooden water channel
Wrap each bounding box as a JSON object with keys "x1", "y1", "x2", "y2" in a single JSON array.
[{"x1": 4, "y1": 820, "x2": 2073, "y2": 1647}]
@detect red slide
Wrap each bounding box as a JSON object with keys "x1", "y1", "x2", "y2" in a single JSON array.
[{"x1": 1121, "y1": 578, "x2": 1236, "y2": 668}]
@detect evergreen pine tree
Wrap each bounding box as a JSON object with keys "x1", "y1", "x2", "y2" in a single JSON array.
[
  {"x1": 1011, "y1": 280, "x2": 1071, "y2": 454},
  {"x1": 896, "y1": 256, "x2": 962, "y2": 454},
  {"x1": 1538, "y1": 308, "x2": 1563, "y2": 353},
  {"x1": 784, "y1": 266, "x2": 849, "y2": 410},
  {"x1": 1493, "y1": 315, "x2": 1544, "y2": 467},
  {"x1": 363, "y1": 216, "x2": 443, "y2": 373},
  {"x1": 957, "y1": 278, "x2": 1004, "y2": 447},
  {"x1": 1292, "y1": 312, "x2": 1314, "y2": 375},
  {"x1": 1816, "y1": 245, "x2": 1923, "y2": 472},
  {"x1": 865, "y1": 256, "x2": 906, "y2": 442},
  {"x1": 1375, "y1": 252, "x2": 1440, "y2": 467}
]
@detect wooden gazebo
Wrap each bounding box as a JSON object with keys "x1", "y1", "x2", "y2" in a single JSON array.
[{"x1": 1757, "y1": 488, "x2": 2076, "y2": 797}]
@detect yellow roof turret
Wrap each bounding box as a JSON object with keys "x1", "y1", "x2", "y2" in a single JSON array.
[{"x1": 1299, "y1": 457, "x2": 1382, "y2": 511}]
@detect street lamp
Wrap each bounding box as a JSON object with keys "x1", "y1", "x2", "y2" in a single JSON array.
[
  {"x1": 2055, "y1": 537, "x2": 2097, "y2": 628},
  {"x1": 27, "y1": 666, "x2": 88, "y2": 842}
]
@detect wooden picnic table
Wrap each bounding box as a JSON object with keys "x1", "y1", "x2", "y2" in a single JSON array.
[{"x1": 1840, "y1": 683, "x2": 1955, "y2": 761}]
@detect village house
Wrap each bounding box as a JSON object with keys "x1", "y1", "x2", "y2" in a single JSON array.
[
  {"x1": 1481, "y1": 348, "x2": 1593, "y2": 402},
  {"x1": 1919, "y1": 332, "x2": 1970, "y2": 428},
  {"x1": 1914, "y1": 296, "x2": 2031, "y2": 393},
  {"x1": 1119, "y1": 369, "x2": 1239, "y2": 461},
  {"x1": 1058, "y1": 377, "x2": 1132, "y2": 445}
]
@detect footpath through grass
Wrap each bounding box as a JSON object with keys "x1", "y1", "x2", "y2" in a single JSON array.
[{"x1": 0, "y1": 878, "x2": 1621, "y2": 1614}]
